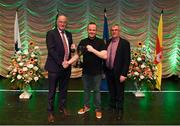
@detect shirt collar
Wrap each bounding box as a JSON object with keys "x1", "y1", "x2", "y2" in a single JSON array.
[
  {"x1": 58, "y1": 28, "x2": 65, "y2": 33},
  {"x1": 112, "y1": 37, "x2": 119, "y2": 43}
]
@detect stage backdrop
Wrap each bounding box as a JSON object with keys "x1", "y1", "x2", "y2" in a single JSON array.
[{"x1": 0, "y1": 0, "x2": 179, "y2": 78}]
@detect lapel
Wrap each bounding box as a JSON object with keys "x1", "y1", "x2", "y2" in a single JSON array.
[
  {"x1": 55, "y1": 28, "x2": 63, "y2": 44},
  {"x1": 106, "y1": 39, "x2": 111, "y2": 48},
  {"x1": 116, "y1": 37, "x2": 121, "y2": 54}
]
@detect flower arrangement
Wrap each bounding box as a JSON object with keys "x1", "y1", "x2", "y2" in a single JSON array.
[
  {"x1": 127, "y1": 42, "x2": 157, "y2": 89},
  {"x1": 6, "y1": 41, "x2": 43, "y2": 88}
]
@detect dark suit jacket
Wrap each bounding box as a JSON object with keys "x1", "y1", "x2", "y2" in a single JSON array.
[
  {"x1": 45, "y1": 28, "x2": 73, "y2": 72},
  {"x1": 105, "y1": 37, "x2": 131, "y2": 77}
]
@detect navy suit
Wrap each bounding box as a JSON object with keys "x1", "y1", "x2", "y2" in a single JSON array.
[
  {"x1": 105, "y1": 37, "x2": 130, "y2": 112},
  {"x1": 45, "y1": 28, "x2": 73, "y2": 113}
]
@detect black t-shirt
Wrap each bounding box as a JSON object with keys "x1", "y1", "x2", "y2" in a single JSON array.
[{"x1": 77, "y1": 37, "x2": 106, "y2": 75}]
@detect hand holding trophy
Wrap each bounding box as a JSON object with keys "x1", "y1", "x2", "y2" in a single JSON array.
[
  {"x1": 68, "y1": 44, "x2": 87, "y2": 68},
  {"x1": 74, "y1": 45, "x2": 87, "y2": 68}
]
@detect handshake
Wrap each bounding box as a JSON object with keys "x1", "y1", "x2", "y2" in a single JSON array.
[
  {"x1": 62, "y1": 43, "x2": 76, "y2": 69},
  {"x1": 61, "y1": 44, "x2": 94, "y2": 69}
]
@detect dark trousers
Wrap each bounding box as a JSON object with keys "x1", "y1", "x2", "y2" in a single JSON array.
[
  {"x1": 105, "y1": 69, "x2": 125, "y2": 111},
  {"x1": 47, "y1": 69, "x2": 71, "y2": 113}
]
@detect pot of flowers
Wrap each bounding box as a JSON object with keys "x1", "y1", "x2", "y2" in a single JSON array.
[
  {"x1": 6, "y1": 41, "x2": 43, "y2": 99},
  {"x1": 128, "y1": 42, "x2": 157, "y2": 97}
]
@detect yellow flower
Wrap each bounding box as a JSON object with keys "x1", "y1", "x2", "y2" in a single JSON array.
[
  {"x1": 133, "y1": 51, "x2": 139, "y2": 57},
  {"x1": 29, "y1": 58, "x2": 35, "y2": 64},
  {"x1": 29, "y1": 41, "x2": 35, "y2": 46},
  {"x1": 136, "y1": 41, "x2": 144, "y2": 47},
  {"x1": 18, "y1": 69, "x2": 23, "y2": 74}
]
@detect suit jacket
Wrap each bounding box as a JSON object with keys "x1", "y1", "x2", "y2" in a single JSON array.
[
  {"x1": 105, "y1": 37, "x2": 131, "y2": 77},
  {"x1": 45, "y1": 28, "x2": 73, "y2": 72}
]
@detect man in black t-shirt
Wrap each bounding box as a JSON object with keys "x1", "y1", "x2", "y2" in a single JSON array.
[
  {"x1": 77, "y1": 37, "x2": 106, "y2": 75},
  {"x1": 66, "y1": 22, "x2": 107, "y2": 119}
]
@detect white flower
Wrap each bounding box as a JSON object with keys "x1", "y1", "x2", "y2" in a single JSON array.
[
  {"x1": 13, "y1": 69, "x2": 17, "y2": 72},
  {"x1": 33, "y1": 66, "x2": 39, "y2": 71},
  {"x1": 16, "y1": 51, "x2": 21, "y2": 54},
  {"x1": 17, "y1": 58, "x2": 21, "y2": 62},
  {"x1": 147, "y1": 55, "x2": 151, "y2": 59},
  {"x1": 134, "y1": 72, "x2": 139, "y2": 76},
  {"x1": 27, "y1": 64, "x2": 34, "y2": 68},
  {"x1": 141, "y1": 64, "x2": 146, "y2": 69},
  {"x1": 17, "y1": 75, "x2": 22, "y2": 79},
  {"x1": 6, "y1": 75, "x2": 11, "y2": 78},
  {"x1": 31, "y1": 53, "x2": 35, "y2": 57},
  {"x1": 137, "y1": 57, "x2": 142, "y2": 61},
  {"x1": 34, "y1": 76, "x2": 39, "y2": 81},
  {"x1": 142, "y1": 45, "x2": 146, "y2": 48},
  {"x1": 22, "y1": 67, "x2": 28, "y2": 71},
  {"x1": 140, "y1": 75, "x2": 145, "y2": 79},
  {"x1": 19, "y1": 62, "x2": 24, "y2": 66},
  {"x1": 24, "y1": 74, "x2": 28, "y2": 77},
  {"x1": 34, "y1": 46, "x2": 39, "y2": 49}
]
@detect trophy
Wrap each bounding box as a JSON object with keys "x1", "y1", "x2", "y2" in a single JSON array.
[
  {"x1": 77, "y1": 45, "x2": 87, "y2": 56},
  {"x1": 74, "y1": 45, "x2": 87, "y2": 68}
]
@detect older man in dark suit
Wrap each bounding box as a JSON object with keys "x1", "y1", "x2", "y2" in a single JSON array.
[
  {"x1": 105, "y1": 24, "x2": 131, "y2": 120},
  {"x1": 45, "y1": 14, "x2": 74, "y2": 123}
]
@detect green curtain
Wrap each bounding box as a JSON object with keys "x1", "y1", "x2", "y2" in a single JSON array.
[{"x1": 0, "y1": 0, "x2": 179, "y2": 78}]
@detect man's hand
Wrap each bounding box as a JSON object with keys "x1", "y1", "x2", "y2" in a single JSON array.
[
  {"x1": 119, "y1": 75, "x2": 127, "y2": 83},
  {"x1": 62, "y1": 60, "x2": 69, "y2": 68},
  {"x1": 86, "y1": 45, "x2": 94, "y2": 53}
]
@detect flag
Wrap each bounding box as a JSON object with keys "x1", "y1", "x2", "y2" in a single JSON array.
[
  {"x1": 101, "y1": 8, "x2": 109, "y2": 90},
  {"x1": 154, "y1": 10, "x2": 163, "y2": 90},
  {"x1": 14, "y1": 11, "x2": 21, "y2": 52},
  {"x1": 103, "y1": 8, "x2": 109, "y2": 42}
]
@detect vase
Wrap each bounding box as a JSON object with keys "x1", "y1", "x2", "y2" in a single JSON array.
[
  {"x1": 19, "y1": 84, "x2": 32, "y2": 99},
  {"x1": 133, "y1": 81, "x2": 145, "y2": 97}
]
